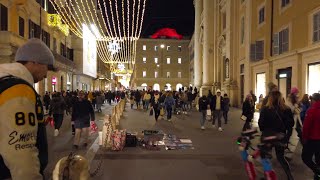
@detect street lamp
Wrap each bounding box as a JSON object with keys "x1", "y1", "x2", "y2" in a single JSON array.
[{"x1": 160, "y1": 44, "x2": 165, "y2": 48}]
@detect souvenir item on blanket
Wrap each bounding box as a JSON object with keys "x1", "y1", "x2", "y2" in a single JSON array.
[
  {"x1": 125, "y1": 133, "x2": 137, "y2": 147},
  {"x1": 111, "y1": 130, "x2": 126, "y2": 151}
]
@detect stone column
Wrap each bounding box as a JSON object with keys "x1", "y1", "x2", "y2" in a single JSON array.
[
  {"x1": 193, "y1": 0, "x2": 203, "y2": 90},
  {"x1": 201, "y1": 0, "x2": 215, "y2": 96}
]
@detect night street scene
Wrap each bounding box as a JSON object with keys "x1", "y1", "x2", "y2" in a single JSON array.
[{"x1": 1, "y1": 0, "x2": 320, "y2": 180}]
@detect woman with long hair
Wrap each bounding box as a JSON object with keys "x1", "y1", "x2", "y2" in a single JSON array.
[
  {"x1": 259, "y1": 91, "x2": 294, "y2": 180},
  {"x1": 241, "y1": 94, "x2": 255, "y2": 131},
  {"x1": 286, "y1": 87, "x2": 302, "y2": 160}
]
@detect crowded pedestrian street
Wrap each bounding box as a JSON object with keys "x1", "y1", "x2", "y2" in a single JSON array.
[{"x1": 43, "y1": 100, "x2": 310, "y2": 180}]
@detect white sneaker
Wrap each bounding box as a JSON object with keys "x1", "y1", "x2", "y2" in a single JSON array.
[
  {"x1": 201, "y1": 126, "x2": 205, "y2": 130},
  {"x1": 218, "y1": 127, "x2": 223, "y2": 132},
  {"x1": 54, "y1": 129, "x2": 59, "y2": 136},
  {"x1": 212, "y1": 125, "x2": 216, "y2": 128}
]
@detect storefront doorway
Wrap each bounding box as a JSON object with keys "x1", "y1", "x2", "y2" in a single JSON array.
[
  {"x1": 277, "y1": 67, "x2": 292, "y2": 99},
  {"x1": 308, "y1": 63, "x2": 320, "y2": 95},
  {"x1": 256, "y1": 73, "x2": 266, "y2": 103}
]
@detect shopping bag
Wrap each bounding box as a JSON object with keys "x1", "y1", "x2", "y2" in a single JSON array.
[
  {"x1": 47, "y1": 116, "x2": 54, "y2": 128},
  {"x1": 90, "y1": 121, "x2": 98, "y2": 134},
  {"x1": 206, "y1": 109, "x2": 212, "y2": 116},
  {"x1": 149, "y1": 108, "x2": 154, "y2": 116},
  {"x1": 240, "y1": 115, "x2": 247, "y2": 121}
]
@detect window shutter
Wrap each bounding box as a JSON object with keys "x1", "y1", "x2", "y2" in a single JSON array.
[
  {"x1": 273, "y1": 33, "x2": 279, "y2": 55},
  {"x1": 256, "y1": 40, "x2": 264, "y2": 60},
  {"x1": 314, "y1": 13, "x2": 320, "y2": 42},
  {"x1": 250, "y1": 44, "x2": 256, "y2": 61},
  {"x1": 282, "y1": 28, "x2": 289, "y2": 52},
  {"x1": 279, "y1": 31, "x2": 283, "y2": 54}
]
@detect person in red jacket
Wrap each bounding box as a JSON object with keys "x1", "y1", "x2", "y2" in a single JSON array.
[{"x1": 302, "y1": 93, "x2": 320, "y2": 180}]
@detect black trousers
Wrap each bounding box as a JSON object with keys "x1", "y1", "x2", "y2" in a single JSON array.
[
  {"x1": 154, "y1": 109, "x2": 160, "y2": 121},
  {"x1": 302, "y1": 140, "x2": 320, "y2": 175},
  {"x1": 274, "y1": 145, "x2": 294, "y2": 180},
  {"x1": 53, "y1": 114, "x2": 64, "y2": 130}
]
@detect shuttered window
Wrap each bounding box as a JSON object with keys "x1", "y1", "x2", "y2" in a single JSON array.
[
  {"x1": 313, "y1": 12, "x2": 320, "y2": 42},
  {"x1": 250, "y1": 40, "x2": 264, "y2": 61},
  {"x1": 19, "y1": 17, "x2": 25, "y2": 37},
  {"x1": 273, "y1": 28, "x2": 289, "y2": 55}
]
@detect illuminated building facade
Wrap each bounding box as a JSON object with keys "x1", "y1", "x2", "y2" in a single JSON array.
[
  {"x1": 193, "y1": 0, "x2": 320, "y2": 106},
  {"x1": 132, "y1": 34, "x2": 190, "y2": 91}
]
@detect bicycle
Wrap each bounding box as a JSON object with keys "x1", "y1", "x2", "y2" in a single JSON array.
[{"x1": 237, "y1": 128, "x2": 286, "y2": 180}]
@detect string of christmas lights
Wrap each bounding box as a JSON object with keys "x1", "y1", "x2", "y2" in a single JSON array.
[{"x1": 48, "y1": 0, "x2": 146, "y2": 69}]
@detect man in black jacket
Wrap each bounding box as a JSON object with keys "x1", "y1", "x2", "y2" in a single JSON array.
[
  {"x1": 199, "y1": 95, "x2": 210, "y2": 130},
  {"x1": 210, "y1": 89, "x2": 224, "y2": 131}
]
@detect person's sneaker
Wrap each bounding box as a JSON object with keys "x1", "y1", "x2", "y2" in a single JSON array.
[
  {"x1": 201, "y1": 126, "x2": 205, "y2": 130},
  {"x1": 218, "y1": 127, "x2": 223, "y2": 132},
  {"x1": 168, "y1": 119, "x2": 171, "y2": 122},
  {"x1": 73, "y1": 145, "x2": 79, "y2": 150},
  {"x1": 212, "y1": 125, "x2": 216, "y2": 128},
  {"x1": 54, "y1": 129, "x2": 59, "y2": 136}
]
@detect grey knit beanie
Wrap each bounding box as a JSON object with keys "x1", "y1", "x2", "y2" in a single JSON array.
[{"x1": 15, "y1": 38, "x2": 57, "y2": 71}]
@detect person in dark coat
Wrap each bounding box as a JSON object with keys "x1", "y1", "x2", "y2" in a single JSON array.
[
  {"x1": 258, "y1": 91, "x2": 294, "y2": 180},
  {"x1": 241, "y1": 94, "x2": 255, "y2": 131},
  {"x1": 210, "y1": 89, "x2": 224, "y2": 131},
  {"x1": 71, "y1": 91, "x2": 95, "y2": 149},
  {"x1": 49, "y1": 92, "x2": 66, "y2": 136},
  {"x1": 43, "y1": 91, "x2": 51, "y2": 113},
  {"x1": 198, "y1": 95, "x2": 209, "y2": 130},
  {"x1": 223, "y1": 93, "x2": 230, "y2": 124},
  {"x1": 150, "y1": 92, "x2": 161, "y2": 121},
  {"x1": 134, "y1": 90, "x2": 142, "y2": 109}
]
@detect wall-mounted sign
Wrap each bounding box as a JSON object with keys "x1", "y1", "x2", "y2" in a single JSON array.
[{"x1": 52, "y1": 77, "x2": 57, "y2": 85}]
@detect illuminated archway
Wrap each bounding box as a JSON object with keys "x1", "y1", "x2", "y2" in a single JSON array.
[
  {"x1": 153, "y1": 83, "x2": 160, "y2": 91},
  {"x1": 176, "y1": 83, "x2": 183, "y2": 91},
  {"x1": 165, "y1": 83, "x2": 172, "y2": 91}
]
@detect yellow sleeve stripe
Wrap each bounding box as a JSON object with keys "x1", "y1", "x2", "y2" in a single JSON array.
[{"x1": 0, "y1": 84, "x2": 36, "y2": 106}]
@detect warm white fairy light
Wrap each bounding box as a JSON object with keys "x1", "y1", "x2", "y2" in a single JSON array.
[{"x1": 49, "y1": 0, "x2": 147, "y2": 68}]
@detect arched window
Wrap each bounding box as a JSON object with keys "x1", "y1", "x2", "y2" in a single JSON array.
[
  {"x1": 165, "y1": 83, "x2": 171, "y2": 91},
  {"x1": 176, "y1": 83, "x2": 183, "y2": 91},
  {"x1": 153, "y1": 83, "x2": 160, "y2": 91}
]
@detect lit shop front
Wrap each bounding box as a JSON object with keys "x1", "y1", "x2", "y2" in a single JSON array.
[{"x1": 308, "y1": 63, "x2": 320, "y2": 95}]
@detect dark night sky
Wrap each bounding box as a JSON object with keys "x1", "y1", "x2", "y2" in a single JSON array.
[{"x1": 141, "y1": 0, "x2": 195, "y2": 38}]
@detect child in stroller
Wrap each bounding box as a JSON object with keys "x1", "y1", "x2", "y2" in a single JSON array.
[{"x1": 174, "y1": 99, "x2": 183, "y2": 115}]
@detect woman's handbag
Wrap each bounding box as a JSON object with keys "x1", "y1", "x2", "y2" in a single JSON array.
[
  {"x1": 240, "y1": 115, "x2": 247, "y2": 121},
  {"x1": 149, "y1": 108, "x2": 154, "y2": 116},
  {"x1": 160, "y1": 108, "x2": 165, "y2": 116}
]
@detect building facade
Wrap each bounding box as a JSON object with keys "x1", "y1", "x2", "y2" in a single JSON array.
[
  {"x1": 132, "y1": 38, "x2": 190, "y2": 91},
  {"x1": 0, "y1": 0, "x2": 104, "y2": 96},
  {"x1": 189, "y1": 34, "x2": 195, "y2": 87},
  {"x1": 193, "y1": 0, "x2": 320, "y2": 106}
]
